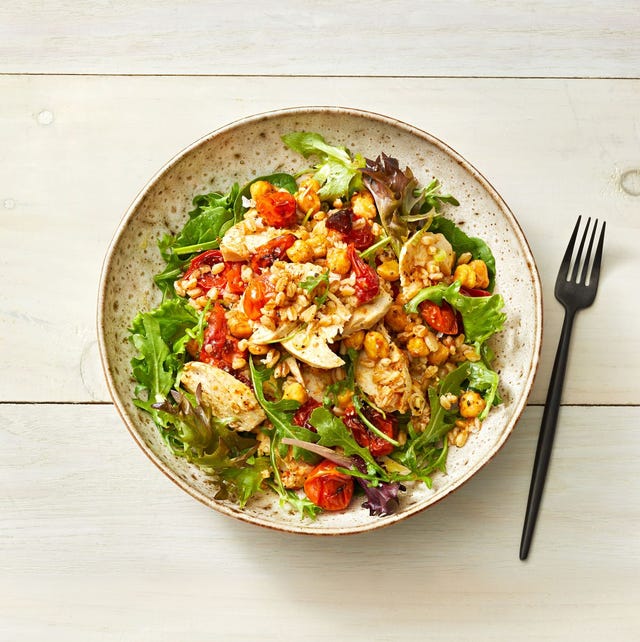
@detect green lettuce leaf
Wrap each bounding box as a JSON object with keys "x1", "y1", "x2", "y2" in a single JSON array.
[
  {"x1": 282, "y1": 131, "x2": 364, "y2": 200},
  {"x1": 405, "y1": 281, "x2": 505, "y2": 344},
  {"x1": 427, "y1": 216, "x2": 496, "y2": 291},
  {"x1": 129, "y1": 298, "x2": 200, "y2": 404},
  {"x1": 467, "y1": 361, "x2": 501, "y2": 420}
]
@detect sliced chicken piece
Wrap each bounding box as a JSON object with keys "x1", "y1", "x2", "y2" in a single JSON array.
[
  {"x1": 355, "y1": 326, "x2": 414, "y2": 413},
  {"x1": 300, "y1": 365, "x2": 344, "y2": 403},
  {"x1": 250, "y1": 321, "x2": 299, "y2": 346},
  {"x1": 281, "y1": 327, "x2": 345, "y2": 369},
  {"x1": 179, "y1": 361, "x2": 265, "y2": 431},
  {"x1": 280, "y1": 294, "x2": 351, "y2": 369},
  {"x1": 220, "y1": 222, "x2": 289, "y2": 262},
  {"x1": 341, "y1": 290, "x2": 393, "y2": 337},
  {"x1": 399, "y1": 231, "x2": 455, "y2": 294}
]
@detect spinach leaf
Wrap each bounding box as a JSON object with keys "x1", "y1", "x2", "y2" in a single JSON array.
[
  {"x1": 427, "y1": 216, "x2": 496, "y2": 291},
  {"x1": 154, "y1": 185, "x2": 238, "y2": 296}
]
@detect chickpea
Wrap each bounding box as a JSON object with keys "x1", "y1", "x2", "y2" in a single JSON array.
[
  {"x1": 282, "y1": 381, "x2": 308, "y2": 405},
  {"x1": 469, "y1": 260, "x2": 490, "y2": 289},
  {"x1": 350, "y1": 191, "x2": 377, "y2": 220},
  {"x1": 248, "y1": 342, "x2": 269, "y2": 356},
  {"x1": 453, "y1": 263, "x2": 477, "y2": 289},
  {"x1": 307, "y1": 234, "x2": 327, "y2": 259},
  {"x1": 385, "y1": 304, "x2": 410, "y2": 333},
  {"x1": 336, "y1": 389, "x2": 354, "y2": 409},
  {"x1": 406, "y1": 336, "x2": 429, "y2": 358},
  {"x1": 343, "y1": 330, "x2": 365, "y2": 351},
  {"x1": 295, "y1": 178, "x2": 321, "y2": 216},
  {"x1": 459, "y1": 390, "x2": 486, "y2": 418},
  {"x1": 377, "y1": 260, "x2": 400, "y2": 282},
  {"x1": 286, "y1": 239, "x2": 314, "y2": 263},
  {"x1": 427, "y1": 342, "x2": 450, "y2": 366},
  {"x1": 227, "y1": 311, "x2": 253, "y2": 339},
  {"x1": 326, "y1": 247, "x2": 351, "y2": 275},
  {"x1": 363, "y1": 331, "x2": 390, "y2": 359},
  {"x1": 249, "y1": 180, "x2": 274, "y2": 201}
]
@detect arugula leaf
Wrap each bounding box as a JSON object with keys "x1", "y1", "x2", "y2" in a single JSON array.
[
  {"x1": 310, "y1": 407, "x2": 387, "y2": 479},
  {"x1": 129, "y1": 298, "x2": 200, "y2": 404},
  {"x1": 299, "y1": 269, "x2": 330, "y2": 306},
  {"x1": 415, "y1": 179, "x2": 460, "y2": 214},
  {"x1": 394, "y1": 363, "x2": 471, "y2": 480},
  {"x1": 232, "y1": 173, "x2": 298, "y2": 224},
  {"x1": 427, "y1": 216, "x2": 496, "y2": 291},
  {"x1": 154, "y1": 186, "x2": 238, "y2": 297},
  {"x1": 249, "y1": 357, "x2": 319, "y2": 464},
  {"x1": 323, "y1": 348, "x2": 357, "y2": 407},
  {"x1": 405, "y1": 281, "x2": 505, "y2": 344},
  {"x1": 282, "y1": 132, "x2": 364, "y2": 200}
]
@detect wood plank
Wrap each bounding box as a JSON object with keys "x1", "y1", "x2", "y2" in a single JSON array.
[
  {"x1": 1, "y1": 403, "x2": 638, "y2": 640},
  {"x1": 1, "y1": 2, "x2": 639, "y2": 77},
  {"x1": 1, "y1": 76, "x2": 638, "y2": 403}
]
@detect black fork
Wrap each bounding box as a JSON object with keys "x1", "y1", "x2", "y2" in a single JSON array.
[{"x1": 520, "y1": 216, "x2": 606, "y2": 560}]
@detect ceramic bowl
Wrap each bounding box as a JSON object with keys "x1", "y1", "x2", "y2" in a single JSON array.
[{"x1": 98, "y1": 107, "x2": 542, "y2": 535}]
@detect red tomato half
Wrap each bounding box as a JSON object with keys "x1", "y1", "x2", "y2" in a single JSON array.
[
  {"x1": 292, "y1": 398, "x2": 321, "y2": 432},
  {"x1": 243, "y1": 276, "x2": 273, "y2": 320},
  {"x1": 304, "y1": 459, "x2": 354, "y2": 511},
  {"x1": 250, "y1": 234, "x2": 296, "y2": 273},
  {"x1": 460, "y1": 286, "x2": 491, "y2": 297},
  {"x1": 420, "y1": 300, "x2": 459, "y2": 335},
  {"x1": 199, "y1": 304, "x2": 246, "y2": 370},
  {"x1": 255, "y1": 191, "x2": 297, "y2": 228},
  {"x1": 347, "y1": 244, "x2": 379, "y2": 304},
  {"x1": 183, "y1": 250, "x2": 246, "y2": 296},
  {"x1": 343, "y1": 404, "x2": 398, "y2": 458}
]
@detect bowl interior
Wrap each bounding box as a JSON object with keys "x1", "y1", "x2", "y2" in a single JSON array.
[{"x1": 98, "y1": 107, "x2": 542, "y2": 534}]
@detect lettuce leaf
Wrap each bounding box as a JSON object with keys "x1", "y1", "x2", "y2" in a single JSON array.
[
  {"x1": 467, "y1": 361, "x2": 501, "y2": 420},
  {"x1": 129, "y1": 298, "x2": 200, "y2": 405},
  {"x1": 405, "y1": 281, "x2": 505, "y2": 344},
  {"x1": 153, "y1": 388, "x2": 268, "y2": 507},
  {"x1": 427, "y1": 216, "x2": 496, "y2": 291},
  {"x1": 282, "y1": 131, "x2": 364, "y2": 200}
]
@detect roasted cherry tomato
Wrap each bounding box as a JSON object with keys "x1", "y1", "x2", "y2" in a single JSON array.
[
  {"x1": 304, "y1": 459, "x2": 354, "y2": 511},
  {"x1": 199, "y1": 303, "x2": 246, "y2": 370},
  {"x1": 243, "y1": 276, "x2": 273, "y2": 321},
  {"x1": 419, "y1": 300, "x2": 459, "y2": 335},
  {"x1": 460, "y1": 286, "x2": 491, "y2": 297},
  {"x1": 183, "y1": 250, "x2": 246, "y2": 296},
  {"x1": 326, "y1": 208, "x2": 375, "y2": 250},
  {"x1": 250, "y1": 234, "x2": 296, "y2": 273},
  {"x1": 293, "y1": 398, "x2": 321, "y2": 431},
  {"x1": 343, "y1": 404, "x2": 398, "y2": 458},
  {"x1": 255, "y1": 191, "x2": 297, "y2": 228},
  {"x1": 347, "y1": 244, "x2": 379, "y2": 304}
]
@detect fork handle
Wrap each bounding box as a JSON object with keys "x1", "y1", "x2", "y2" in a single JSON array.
[{"x1": 520, "y1": 307, "x2": 576, "y2": 560}]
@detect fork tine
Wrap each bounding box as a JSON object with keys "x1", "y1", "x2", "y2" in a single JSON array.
[
  {"x1": 587, "y1": 221, "x2": 606, "y2": 287},
  {"x1": 557, "y1": 216, "x2": 582, "y2": 282},
  {"x1": 578, "y1": 219, "x2": 599, "y2": 284},
  {"x1": 569, "y1": 217, "x2": 591, "y2": 282}
]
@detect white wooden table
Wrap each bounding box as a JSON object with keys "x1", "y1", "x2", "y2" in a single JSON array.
[{"x1": 1, "y1": 4, "x2": 639, "y2": 640}]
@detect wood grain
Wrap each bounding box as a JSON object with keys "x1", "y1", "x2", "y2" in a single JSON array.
[
  {"x1": 1, "y1": 403, "x2": 637, "y2": 641},
  {"x1": 0, "y1": 75, "x2": 638, "y2": 404},
  {"x1": 1, "y1": 1, "x2": 639, "y2": 77}
]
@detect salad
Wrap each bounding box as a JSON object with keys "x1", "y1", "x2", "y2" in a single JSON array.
[{"x1": 129, "y1": 132, "x2": 506, "y2": 518}]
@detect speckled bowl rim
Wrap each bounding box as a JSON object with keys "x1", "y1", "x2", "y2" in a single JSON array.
[{"x1": 97, "y1": 106, "x2": 543, "y2": 535}]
